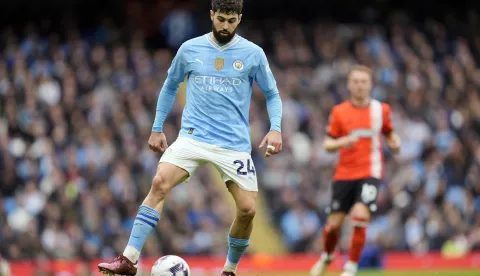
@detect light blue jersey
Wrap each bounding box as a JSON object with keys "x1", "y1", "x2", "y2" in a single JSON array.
[{"x1": 153, "y1": 33, "x2": 282, "y2": 153}]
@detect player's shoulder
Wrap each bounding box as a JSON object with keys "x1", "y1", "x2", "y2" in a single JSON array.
[
  {"x1": 176, "y1": 34, "x2": 215, "y2": 54},
  {"x1": 370, "y1": 99, "x2": 392, "y2": 114},
  {"x1": 236, "y1": 35, "x2": 265, "y2": 55},
  {"x1": 331, "y1": 101, "x2": 352, "y2": 113},
  {"x1": 380, "y1": 101, "x2": 391, "y2": 112}
]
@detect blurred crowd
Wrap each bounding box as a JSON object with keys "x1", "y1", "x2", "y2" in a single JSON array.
[
  {"x1": 255, "y1": 12, "x2": 480, "y2": 254},
  {"x1": 1, "y1": 8, "x2": 480, "y2": 266}
]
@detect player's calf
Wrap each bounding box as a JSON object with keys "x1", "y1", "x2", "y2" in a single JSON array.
[
  {"x1": 323, "y1": 213, "x2": 345, "y2": 255},
  {"x1": 232, "y1": 205, "x2": 256, "y2": 235},
  {"x1": 228, "y1": 182, "x2": 257, "y2": 238},
  {"x1": 122, "y1": 170, "x2": 178, "y2": 262},
  {"x1": 99, "y1": 163, "x2": 189, "y2": 275},
  {"x1": 344, "y1": 203, "x2": 370, "y2": 276},
  {"x1": 125, "y1": 166, "x2": 187, "y2": 260},
  {"x1": 311, "y1": 213, "x2": 345, "y2": 276},
  {"x1": 224, "y1": 205, "x2": 256, "y2": 274},
  {"x1": 323, "y1": 224, "x2": 340, "y2": 255},
  {"x1": 223, "y1": 182, "x2": 257, "y2": 274}
]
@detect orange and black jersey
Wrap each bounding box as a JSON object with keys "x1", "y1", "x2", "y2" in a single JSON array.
[{"x1": 326, "y1": 100, "x2": 393, "y2": 181}]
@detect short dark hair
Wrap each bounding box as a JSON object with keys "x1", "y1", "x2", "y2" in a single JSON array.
[{"x1": 211, "y1": 0, "x2": 243, "y2": 15}]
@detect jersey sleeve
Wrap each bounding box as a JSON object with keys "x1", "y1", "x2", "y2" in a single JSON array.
[
  {"x1": 151, "y1": 43, "x2": 189, "y2": 132},
  {"x1": 254, "y1": 47, "x2": 282, "y2": 132},
  {"x1": 382, "y1": 103, "x2": 393, "y2": 135},
  {"x1": 166, "y1": 43, "x2": 188, "y2": 82},
  {"x1": 254, "y1": 48, "x2": 277, "y2": 93},
  {"x1": 326, "y1": 107, "x2": 342, "y2": 138}
]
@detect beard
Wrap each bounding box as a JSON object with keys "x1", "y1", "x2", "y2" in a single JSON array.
[{"x1": 212, "y1": 23, "x2": 236, "y2": 44}]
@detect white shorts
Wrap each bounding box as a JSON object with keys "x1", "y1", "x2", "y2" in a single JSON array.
[{"x1": 160, "y1": 137, "x2": 258, "y2": 191}]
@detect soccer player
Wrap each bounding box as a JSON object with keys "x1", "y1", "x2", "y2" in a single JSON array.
[
  {"x1": 98, "y1": 0, "x2": 282, "y2": 275},
  {"x1": 310, "y1": 65, "x2": 401, "y2": 276}
]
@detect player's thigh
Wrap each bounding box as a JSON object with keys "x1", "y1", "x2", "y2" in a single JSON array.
[
  {"x1": 157, "y1": 137, "x2": 205, "y2": 188},
  {"x1": 211, "y1": 149, "x2": 258, "y2": 192},
  {"x1": 351, "y1": 178, "x2": 380, "y2": 220},
  {"x1": 227, "y1": 180, "x2": 257, "y2": 216},
  {"x1": 326, "y1": 212, "x2": 347, "y2": 229},
  {"x1": 154, "y1": 162, "x2": 190, "y2": 190}
]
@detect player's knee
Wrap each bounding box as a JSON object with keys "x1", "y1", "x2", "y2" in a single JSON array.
[
  {"x1": 326, "y1": 214, "x2": 345, "y2": 230},
  {"x1": 351, "y1": 203, "x2": 371, "y2": 222},
  {"x1": 150, "y1": 174, "x2": 171, "y2": 199},
  {"x1": 237, "y1": 205, "x2": 256, "y2": 222},
  {"x1": 326, "y1": 220, "x2": 342, "y2": 231}
]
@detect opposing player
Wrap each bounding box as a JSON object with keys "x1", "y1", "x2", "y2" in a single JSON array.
[
  {"x1": 310, "y1": 65, "x2": 400, "y2": 276},
  {"x1": 98, "y1": 0, "x2": 282, "y2": 275}
]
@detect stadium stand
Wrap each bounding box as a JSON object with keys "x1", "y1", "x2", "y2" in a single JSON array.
[{"x1": 0, "y1": 3, "x2": 479, "y2": 273}]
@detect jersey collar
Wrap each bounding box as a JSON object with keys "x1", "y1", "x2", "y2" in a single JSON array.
[
  {"x1": 205, "y1": 33, "x2": 240, "y2": 52},
  {"x1": 349, "y1": 99, "x2": 372, "y2": 109}
]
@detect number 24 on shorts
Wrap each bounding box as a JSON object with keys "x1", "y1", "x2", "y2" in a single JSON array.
[{"x1": 233, "y1": 159, "x2": 256, "y2": 176}]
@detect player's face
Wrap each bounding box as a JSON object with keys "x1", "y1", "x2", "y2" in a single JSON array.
[
  {"x1": 347, "y1": 70, "x2": 372, "y2": 100},
  {"x1": 210, "y1": 11, "x2": 241, "y2": 44}
]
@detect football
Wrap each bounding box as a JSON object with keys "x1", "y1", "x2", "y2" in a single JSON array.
[{"x1": 151, "y1": 255, "x2": 191, "y2": 276}]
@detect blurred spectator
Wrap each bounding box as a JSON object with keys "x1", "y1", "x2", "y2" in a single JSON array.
[
  {"x1": 161, "y1": 2, "x2": 198, "y2": 49},
  {"x1": 280, "y1": 202, "x2": 321, "y2": 252}
]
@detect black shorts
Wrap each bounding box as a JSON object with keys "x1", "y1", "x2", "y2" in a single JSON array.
[{"x1": 327, "y1": 177, "x2": 379, "y2": 214}]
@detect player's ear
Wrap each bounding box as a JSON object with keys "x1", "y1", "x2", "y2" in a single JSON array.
[
  {"x1": 210, "y1": 10, "x2": 215, "y2": 21},
  {"x1": 239, "y1": 14, "x2": 242, "y2": 23}
]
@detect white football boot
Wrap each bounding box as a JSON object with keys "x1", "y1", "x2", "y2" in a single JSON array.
[{"x1": 310, "y1": 252, "x2": 334, "y2": 276}]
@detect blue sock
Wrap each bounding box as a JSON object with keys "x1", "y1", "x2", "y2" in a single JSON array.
[
  {"x1": 127, "y1": 205, "x2": 161, "y2": 252},
  {"x1": 227, "y1": 234, "x2": 250, "y2": 265}
]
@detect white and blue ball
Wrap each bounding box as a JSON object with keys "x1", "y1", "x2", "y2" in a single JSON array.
[{"x1": 151, "y1": 255, "x2": 190, "y2": 276}]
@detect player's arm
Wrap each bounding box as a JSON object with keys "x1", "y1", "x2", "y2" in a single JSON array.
[
  {"x1": 149, "y1": 44, "x2": 188, "y2": 152},
  {"x1": 323, "y1": 136, "x2": 358, "y2": 152},
  {"x1": 382, "y1": 104, "x2": 401, "y2": 154},
  {"x1": 152, "y1": 43, "x2": 188, "y2": 133},
  {"x1": 385, "y1": 132, "x2": 401, "y2": 154},
  {"x1": 323, "y1": 108, "x2": 357, "y2": 152},
  {"x1": 254, "y1": 48, "x2": 283, "y2": 157}
]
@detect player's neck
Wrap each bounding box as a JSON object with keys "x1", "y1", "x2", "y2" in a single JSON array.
[
  {"x1": 210, "y1": 32, "x2": 235, "y2": 46},
  {"x1": 350, "y1": 97, "x2": 371, "y2": 108}
]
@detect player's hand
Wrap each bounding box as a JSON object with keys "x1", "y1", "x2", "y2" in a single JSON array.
[
  {"x1": 259, "y1": 130, "x2": 282, "y2": 158},
  {"x1": 386, "y1": 132, "x2": 401, "y2": 154},
  {"x1": 148, "y1": 132, "x2": 168, "y2": 153},
  {"x1": 342, "y1": 135, "x2": 359, "y2": 149}
]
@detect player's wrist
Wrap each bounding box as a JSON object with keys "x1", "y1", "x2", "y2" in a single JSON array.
[
  {"x1": 269, "y1": 124, "x2": 281, "y2": 132},
  {"x1": 337, "y1": 136, "x2": 348, "y2": 145},
  {"x1": 152, "y1": 126, "x2": 163, "y2": 133},
  {"x1": 337, "y1": 136, "x2": 353, "y2": 148}
]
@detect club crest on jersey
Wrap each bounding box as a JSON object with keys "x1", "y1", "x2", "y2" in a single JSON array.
[
  {"x1": 233, "y1": 60, "x2": 244, "y2": 71},
  {"x1": 214, "y1": 58, "x2": 224, "y2": 70}
]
